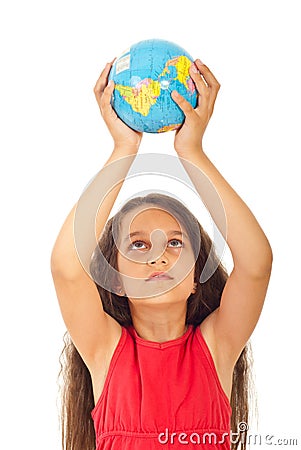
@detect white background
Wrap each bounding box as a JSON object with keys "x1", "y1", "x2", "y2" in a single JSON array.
[{"x1": 1, "y1": 0, "x2": 300, "y2": 448}]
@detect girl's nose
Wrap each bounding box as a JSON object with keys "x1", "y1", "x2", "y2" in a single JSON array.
[
  {"x1": 147, "y1": 254, "x2": 169, "y2": 266},
  {"x1": 146, "y1": 229, "x2": 169, "y2": 266}
]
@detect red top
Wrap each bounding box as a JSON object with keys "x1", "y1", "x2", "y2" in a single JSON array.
[{"x1": 91, "y1": 325, "x2": 232, "y2": 449}]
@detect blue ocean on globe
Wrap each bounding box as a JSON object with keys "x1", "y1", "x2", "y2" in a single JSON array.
[{"x1": 108, "y1": 39, "x2": 198, "y2": 133}]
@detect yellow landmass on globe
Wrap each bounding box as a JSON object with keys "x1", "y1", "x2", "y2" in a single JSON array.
[
  {"x1": 157, "y1": 123, "x2": 181, "y2": 133},
  {"x1": 115, "y1": 80, "x2": 161, "y2": 116},
  {"x1": 160, "y1": 55, "x2": 192, "y2": 90}
]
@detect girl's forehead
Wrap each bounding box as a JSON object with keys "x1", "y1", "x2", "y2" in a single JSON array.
[{"x1": 120, "y1": 206, "x2": 183, "y2": 233}]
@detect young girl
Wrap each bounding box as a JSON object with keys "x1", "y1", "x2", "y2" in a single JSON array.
[{"x1": 51, "y1": 59, "x2": 273, "y2": 450}]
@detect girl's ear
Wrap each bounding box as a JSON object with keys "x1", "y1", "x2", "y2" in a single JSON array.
[
  {"x1": 115, "y1": 284, "x2": 125, "y2": 297},
  {"x1": 191, "y1": 282, "x2": 197, "y2": 294},
  {"x1": 113, "y1": 274, "x2": 125, "y2": 296}
]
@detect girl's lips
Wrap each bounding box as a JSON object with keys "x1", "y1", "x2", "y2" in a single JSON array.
[{"x1": 145, "y1": 272, "x2": 174, "y2": 282}]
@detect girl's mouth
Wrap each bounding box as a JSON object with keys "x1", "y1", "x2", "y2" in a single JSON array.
[{"x1": 146, "y1": 271, "x2": 174, "y2": 282}]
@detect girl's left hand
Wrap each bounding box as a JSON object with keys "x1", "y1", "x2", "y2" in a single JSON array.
[{"x1": 171, "y1": 60, "x2": 220, "y2": 157}]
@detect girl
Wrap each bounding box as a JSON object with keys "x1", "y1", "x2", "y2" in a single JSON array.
[{"x1": 51, "y1": 59, "x2": 272, "y2": 450}]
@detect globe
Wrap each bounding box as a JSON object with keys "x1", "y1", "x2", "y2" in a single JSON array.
[{"x1": 108, "y1": 39, "x2": 197, "y2": 133}]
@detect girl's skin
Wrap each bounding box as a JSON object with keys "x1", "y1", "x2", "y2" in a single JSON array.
[{"x1": 51, "y1": 58, "x2": 272, "y2": 406}]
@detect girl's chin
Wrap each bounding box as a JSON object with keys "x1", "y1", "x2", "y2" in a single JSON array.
[
  {"x1": 124, "y1": 283, "x2": 175, "y2": 300},
  {"x1": 127, "y1": 288, "x2": 190, "y2": 304}
]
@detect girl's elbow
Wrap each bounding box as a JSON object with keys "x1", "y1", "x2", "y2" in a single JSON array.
[
  {"x1": 235, "y1": 242, "x2": 273, "y2": 279},
  {"x1": 255, "y1": 242, "x2": 273, "y2": 279},
  {"x1": 262, "y1": 247, "x2": 273, "y2": 277}
]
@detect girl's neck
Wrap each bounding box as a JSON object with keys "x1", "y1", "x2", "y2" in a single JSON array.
[{"x1": 129, "y1": 302, "x2": 187, "y2": 343}]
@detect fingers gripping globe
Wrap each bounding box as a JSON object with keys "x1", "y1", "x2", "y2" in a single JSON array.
[{"x1": 108, "y1": 39, "x2": 198, "y2": 133}]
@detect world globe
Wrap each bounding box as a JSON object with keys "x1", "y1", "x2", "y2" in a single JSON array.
[{"x1": 108, "y1": 39, "x2": 198, "y2": 133}]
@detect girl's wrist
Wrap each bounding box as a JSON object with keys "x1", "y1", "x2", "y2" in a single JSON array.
[
  {"x1": 175, "y1": 145, "x2": 205, "y2": 161},
  {"x1": 113, "y1": 144, "x2": 140, "y2": 157},
  {"x1": 103, "y1": 146, "x2": 138, "y2": 171}
]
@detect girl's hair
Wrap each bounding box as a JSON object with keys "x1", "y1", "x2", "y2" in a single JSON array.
[{"x1": 58, "y1": 193, "x2": 256, "y2": 450}]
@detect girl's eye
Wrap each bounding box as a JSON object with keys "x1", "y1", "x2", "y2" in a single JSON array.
[
  {"x1": 168, "y1": 239, "x2": 183, "y2": 248},
  {"x1": 129, "y1": 240, "x2": 148, "y2": 250},
  {"x1": 128, "y1": 239, "x2": 183, "y2": 251}
]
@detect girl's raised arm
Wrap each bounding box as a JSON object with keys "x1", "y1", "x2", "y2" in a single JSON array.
[
  {"x1": 172, "y1": 60, "x2": 273, "y2": 366},
  {"x1": 50, "y1": 61, "x2": 142, "y2": 371}
]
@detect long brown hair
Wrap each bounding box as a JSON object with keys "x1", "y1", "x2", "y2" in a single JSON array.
[{"x1": 58, "y1": 193, "x2": 256, "y2": 450}]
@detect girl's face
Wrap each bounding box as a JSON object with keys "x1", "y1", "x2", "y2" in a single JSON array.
[{"x1": 116, "y1": 206, "x2": 197, "y2": 303}]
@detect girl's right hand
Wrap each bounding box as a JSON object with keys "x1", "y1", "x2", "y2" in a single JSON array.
[{"x1": 94, "y1": 60, "x2": 143, "y2": 152}]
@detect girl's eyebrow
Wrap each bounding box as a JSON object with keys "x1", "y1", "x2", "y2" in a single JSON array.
[{"x1": 123, "y1": 230, "x2": 189, "y2": 243}]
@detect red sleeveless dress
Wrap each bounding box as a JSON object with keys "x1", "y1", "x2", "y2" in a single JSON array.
[{"x1": 91, "y1": 325, "x2": 232, "y2": 449}]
